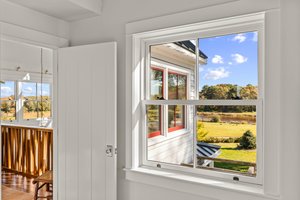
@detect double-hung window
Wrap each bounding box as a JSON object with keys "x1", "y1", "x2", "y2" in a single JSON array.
[{"x1": 131, "y1": 13, "x2": 265, "y2": 185}]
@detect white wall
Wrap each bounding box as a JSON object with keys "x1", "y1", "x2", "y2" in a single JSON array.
[
  {"x1": 67, "y1": 0, "x2": 298, "y2": 200},
  {"x1": 69, "y1": 0, "x2": 290, "y2": 200}
]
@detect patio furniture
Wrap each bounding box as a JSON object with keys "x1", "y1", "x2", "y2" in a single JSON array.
[{"x1": 33, "y1": 171, "x2": 53, "y2": 200}]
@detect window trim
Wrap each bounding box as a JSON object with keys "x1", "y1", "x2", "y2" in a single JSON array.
[
  {"x1": 126, "y1": 11, "x2": 280, "y2": 198},
  {"x1": 142, "y1": 25, "x2": 263, "y2": 184}
]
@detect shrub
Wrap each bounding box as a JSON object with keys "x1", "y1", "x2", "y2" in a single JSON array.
[
  {"x1": 210, "y1": 115, "x2": 221, "y2": 122},
  {"x1": 239, "y1": 130, "x2": 256, "y2": 149},
  {"x1": 202, "y1": 137, "x2": 240, "y2": 143},
  {"x1": 197, "y1": 122, "x2": 208, "y2": 141}
]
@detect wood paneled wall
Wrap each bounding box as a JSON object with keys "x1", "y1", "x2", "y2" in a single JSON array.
[{"x1": 1, "y1": 125, "x2": 53, "y2": 177}]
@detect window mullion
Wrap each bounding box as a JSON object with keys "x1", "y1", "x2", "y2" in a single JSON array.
[
  {"x1": 193, "y1": 38, "x2": 200, "y2": 169},
  {"x1": 163, "y1": 68, "x2": 168, "y2": 136}
]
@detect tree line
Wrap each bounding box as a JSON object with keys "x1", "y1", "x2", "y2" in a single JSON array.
[{"x1": 199, "y1": 84, "x2": 257, "y2": 113}]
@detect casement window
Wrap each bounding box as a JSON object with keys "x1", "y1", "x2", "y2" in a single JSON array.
[
  {"x1": 129, "y1": 13, "x2": 266, "y2": 186},
  {"x1": 148, "y1": 66, "x2": 188, "y2": 138},
  {"x1": 0, "y1": 80, "x2": 52, "y2": 123}
]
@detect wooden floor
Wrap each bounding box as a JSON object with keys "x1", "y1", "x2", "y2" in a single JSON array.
[{"x1": 2, "y1": 171, "x2": 52, "y2": 200}]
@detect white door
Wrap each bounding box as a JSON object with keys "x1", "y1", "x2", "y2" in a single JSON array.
[{"x1": 57, "y1": 42, "x2": 117, "y2": 200}]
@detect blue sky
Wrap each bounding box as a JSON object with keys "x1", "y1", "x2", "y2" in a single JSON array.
[
  {"x1": 1, "y1": 81, "x2": 50, "y2": 98},
  {"x1": 198, "y1": 31, "x2": 258, "y2": 90}
]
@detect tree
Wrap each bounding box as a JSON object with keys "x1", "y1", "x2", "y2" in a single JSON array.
[
  {"x1": 197, "y1": 121, "x2": 208, "y2": 141},
  {"x1": 239, "y1": 130, "x2": 256, "y2": 149},
  {"x1": 1, "y1": 102, "x2": 11, "y2": 113}
]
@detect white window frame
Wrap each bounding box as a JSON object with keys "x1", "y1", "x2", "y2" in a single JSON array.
[
  {"x1": 128, "y1": 12, "x2": 267, "y2": 185},
  {"x1": 142, "y1": 18, "x2": 264, "y2": 185}
]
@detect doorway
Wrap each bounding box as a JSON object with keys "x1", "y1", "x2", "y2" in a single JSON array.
[{"x1": 0, "y1": 39, "x2": 55, "y2": 200}]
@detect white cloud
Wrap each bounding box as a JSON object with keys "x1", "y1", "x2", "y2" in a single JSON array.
[
  {"x1": 231, "y1": 53, "x2": 248, "y2": 64},
  {"x1": 204, "y1": 67, "x2": 230, "y2": 80},
  {"x1": 211, "y1": 55, "x2": 224, "y2": 64},
  {"x1": 232, "y1": 33, "x2": 247, "y2": 43},
  {"x1": 23, "y1": 87, "x2": 33, "y2": 93},
  {"x1": 228, "y1": 62, "x2": 233, "y2": 65},
  {"x1": 1, "y1": 86, "x2": 12, "y2": 94},
  {"x1": 252, "y1": 32, "x2": 258, "y2": 42}
]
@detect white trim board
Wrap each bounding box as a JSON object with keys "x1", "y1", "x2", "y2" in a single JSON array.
[{"x1": 0, "y1": 21, "x2": 68, "y2": 49}]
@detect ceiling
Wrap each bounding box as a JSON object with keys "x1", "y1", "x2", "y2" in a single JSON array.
[{"x1": 7, "y1": 0, "x2": 102, "y2": 21}]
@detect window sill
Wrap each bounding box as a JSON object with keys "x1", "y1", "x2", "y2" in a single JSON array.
[{"x1": 124, "y1": 167, "x2": 280, "y2": 200}]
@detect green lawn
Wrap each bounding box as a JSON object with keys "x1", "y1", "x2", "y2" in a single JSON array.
[
  {"x1": 215, "y1": 143, "x2": 256, "y2": 163},
  {"x1": 202, "y1": 122, "x2": 256, "y2": 138},
  {"x1": 211, "y1": 143, "x2": 256, "y2": 173}
]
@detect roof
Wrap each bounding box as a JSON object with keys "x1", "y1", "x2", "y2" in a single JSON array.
[
  {"x1": 197, "y1": 142, "x2": 221, "y2": 166},
  {"x1": 174, "y1": 41, "x2": 208, "y2": 60}
]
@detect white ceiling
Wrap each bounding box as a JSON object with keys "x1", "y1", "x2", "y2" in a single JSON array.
[{"x1": 7, "y1": 0, "x2": 101, "y2": 21}]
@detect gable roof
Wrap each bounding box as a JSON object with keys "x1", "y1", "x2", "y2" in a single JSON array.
[{"x1": 174, "y1": 40, "x2": 208, "y2": 60}]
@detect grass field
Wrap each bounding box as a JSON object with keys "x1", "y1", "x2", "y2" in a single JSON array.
[
  {"x1": 215, "y1": 143, "x2": 256, "y2": 163},
  {"x1": 1, "y1": 111, "x2": 51, "y2": 121},
  {"x1": 213, "y1": 143, "x2": 256, "y2": 173},
  {"x1": 202, "y1": 122, "x2": 256, "y2": 138}
]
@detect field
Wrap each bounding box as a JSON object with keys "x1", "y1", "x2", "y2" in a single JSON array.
[
  {"x1": 202, "y1": 122, "x2": 256, "y2": 138},
  {"x1": 198, "y1": 112, "x2": 257, "y2": 175}
]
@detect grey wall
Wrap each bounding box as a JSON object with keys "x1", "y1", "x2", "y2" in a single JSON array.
[{"x1": 69, "y1": 0, "x2": 300, "y2": 200}]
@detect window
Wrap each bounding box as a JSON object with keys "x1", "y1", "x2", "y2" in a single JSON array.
[
  {"x1": 132, "y1": 15, "x2": 265, "y2": 185},
  {"x1": 0, "y1": 81, "x2": 16, "y2": 121},
  {"x1": 148, "y1": 65, "x2": 189, "y2": 138},
  {"x1": 22, "y1": 82, "x2": 52, "y2": 120},
  {"x1": 0, "y1": 80, "x2": 52, "y2": 123}
]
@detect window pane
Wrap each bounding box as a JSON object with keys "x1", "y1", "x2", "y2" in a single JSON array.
[
  {"x1": 147, "y1": 106, "x2": 193, "y2": 166},
  {"x1": 22, "y1": 82, "x2": 37, "y2": 100},
  {"x1": 150, "y1": 68, "x2": 163, "y2": 100},
  {"x1": 23, "y1": 100, "x2": 38, "y2": 119},
  {"x1": 37, "y1": 101, "x2": 52, "y2": 118},
  {"x1": 1, "y1": 81, "x2": 15, "y2": 100},
  {"x1": 168, "y1": 73, "x2": 177, "y2": 100},
  {"x1": 199, "y1": 32, "x2": 258, "y2": 100},
  {"x1": 178, "y1": 74, "x2": 187, "y2": 99},
  {"x1": 196, "y1": 105, "x2": 257, "y2": 176},
  {"x1": 146, "y1": 105, "x2": 161, "y2": 137},
  {"x1": 37, "y1": 83, "x2": 51, "y2": 100},
  {"x1": 150, "y1": 39, "x2": 202, "y2": 100},
  {"x1": 168, "y1": 105, "x2": 185, "y2": 131},
  {"x1": 1, "y1": 101, "x2": 16, "y2": 121}
]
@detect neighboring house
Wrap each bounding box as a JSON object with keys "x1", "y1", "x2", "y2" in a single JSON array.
[{"x1": 147, "y1": 40, "x2": 220, "y2": 166}]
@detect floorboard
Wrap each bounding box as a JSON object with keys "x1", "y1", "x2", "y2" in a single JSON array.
[{"x1": 1, "y1": 171, "x2": 52, "y2": 200}]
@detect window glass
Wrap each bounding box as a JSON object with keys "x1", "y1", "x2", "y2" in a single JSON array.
[
  {"x1": 168, "y1": 105, "x2": 184, "y2": 131},
  {"x1": 37, "y1": 83, "x2": 51, "y2": 100},
  {"x1": 199, "y1": 32, "x2": 258, "y2": 100},
  {"x1": 22, "y1": 82, "x2": 37, "y2": 100},
  {"x1": 1, "y1": 81, "x2": 15, "y2": 100},
  {"x1": 197, "y1": 105, "x2": 257, "y2": 176},
  {"x1": 23, "y1": 101, "x2": 38, "y2": 119},
  {"x1": 150, "y1": 68, "x2": 163, "y2": 100},
  {"x1": 147, "y1": 105, "x2": 161, "y2": 138},
  {"x1": 1, "y1": 101, "x2": 16, "y2": 121}
]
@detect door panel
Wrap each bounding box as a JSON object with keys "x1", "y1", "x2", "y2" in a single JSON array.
[{"x1": 58, "y1": 42, "x2": 117, "y2": 200}]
